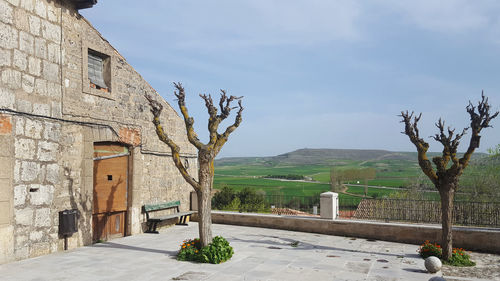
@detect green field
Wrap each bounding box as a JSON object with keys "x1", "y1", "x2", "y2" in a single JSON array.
[
  {"x1": 214, "y1": 158, "x2": 424, "y2": 200},
  {"x1": 214, "y1": 150, "x2": 496, "y2": 202}
]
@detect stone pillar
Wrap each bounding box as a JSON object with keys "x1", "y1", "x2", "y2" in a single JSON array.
[{"x1": 320, "y1": 192, "x2": 338, "y2": 220}]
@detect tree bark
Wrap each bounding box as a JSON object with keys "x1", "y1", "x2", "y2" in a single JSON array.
[
  {"x1": 439, "y1": 185, "x2": 455, "y2": 260},
  {"x1": 197, "y1": 151, "x2": 214, "y2": 247}
]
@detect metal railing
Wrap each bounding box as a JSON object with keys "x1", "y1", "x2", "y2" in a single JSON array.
[
  {"x1": 350, "y1": 198, "x2": 500, "y2": 227},
  {"x1": 213, "y1": 193, "x2": 500, "y2": 227}
]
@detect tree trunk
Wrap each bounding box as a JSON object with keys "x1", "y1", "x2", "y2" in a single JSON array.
[
  {"x1": 197, "y1": 188, "x2": 213, "y2": 247},
  {"x1": 197, "y1": 151, "x2": 214, "y2": 247},
  {"x1": 439, "y1": 186, "x2": 455, "y2": 260}
]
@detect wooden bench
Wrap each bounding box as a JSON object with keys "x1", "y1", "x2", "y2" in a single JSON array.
[{"x1": 142, "y1": 200, "x2": 196, "y2": 233}]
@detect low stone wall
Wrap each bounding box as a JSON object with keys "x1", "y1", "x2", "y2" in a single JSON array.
[{"x1": 207, "y1": 211, "x2": 500, "y2": 254}]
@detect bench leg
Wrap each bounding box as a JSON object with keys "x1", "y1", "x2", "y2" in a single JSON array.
[
  {"x1": 176, "y1": 215, "x2": 189, "y2": 226},
  {"x1": 145, "y1": 221, "x2": 159, "y2": 234}
]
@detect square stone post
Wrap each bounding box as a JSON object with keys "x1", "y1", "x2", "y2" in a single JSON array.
[{"x1": 320, "y1": 192, "x2": 338, "y2": 219}]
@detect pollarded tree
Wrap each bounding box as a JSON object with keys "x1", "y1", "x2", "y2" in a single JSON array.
[
  {"x1": 146, "y1": 82, "x2": 243, "y2": 247},
  {"x1": 400, "y1": 93, "x2": 498, "y2": 260}
]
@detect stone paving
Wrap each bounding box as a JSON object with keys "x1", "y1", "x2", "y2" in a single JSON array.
[{"x1": 0, "y1": 223, "x2": 497, "y2": 281}]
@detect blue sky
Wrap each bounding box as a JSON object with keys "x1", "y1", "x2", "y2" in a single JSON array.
[{"x1": 81, "y1": 1, "x2": 500, "y2": 157}]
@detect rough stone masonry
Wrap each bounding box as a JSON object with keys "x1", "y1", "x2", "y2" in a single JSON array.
[{"x1": 0, "y1": 0, "x2": 198, "y2": 263}]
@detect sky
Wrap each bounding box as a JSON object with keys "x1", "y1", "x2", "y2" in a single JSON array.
[{"x1": 81, "y1": 1, "x2": 500, "y2": 158}]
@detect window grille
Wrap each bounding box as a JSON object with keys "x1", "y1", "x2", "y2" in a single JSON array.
[{"x1": 88, "y1": 52, "x2": 107, "y2": 89}]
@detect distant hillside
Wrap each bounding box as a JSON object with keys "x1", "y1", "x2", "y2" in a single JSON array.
[{"x1": 215, "y1": 148, "x2": 488, "y2": 166}]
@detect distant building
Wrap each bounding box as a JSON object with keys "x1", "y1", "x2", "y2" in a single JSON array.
[{"x1": 0, "y1": 0, "x2": 197, "y2": 263}]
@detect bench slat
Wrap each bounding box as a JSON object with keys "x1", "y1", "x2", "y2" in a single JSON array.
[
  {"x1": 148, "y1": 211, "x2": 196, "y2": 222},
  {"x1": 144, "y1": 200, "x2": 180, "y2": 212}
]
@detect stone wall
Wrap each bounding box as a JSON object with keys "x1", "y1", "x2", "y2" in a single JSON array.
[
  {"x1": 208, "y1": 211, "x2": 500, "y2": 254},
  {"x1": 0, "y1": 0, "x2": 198, "y2": 263}
]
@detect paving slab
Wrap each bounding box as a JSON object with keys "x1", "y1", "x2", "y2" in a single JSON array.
[{"x1": 0, "y1": 223, "x2": 497, "y2": 281}]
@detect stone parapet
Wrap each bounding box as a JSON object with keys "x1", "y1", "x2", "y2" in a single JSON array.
[{"x1": 209, "y1": 211, "x2": 500, "y2": 254}]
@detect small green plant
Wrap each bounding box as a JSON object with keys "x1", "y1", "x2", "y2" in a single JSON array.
[
  {"x1": 418, "y1": 240, "x2": 475, "y2": 266},
  {"x1": 444, "y1": 248, "x2": 476, "y2": 267},
  {"x1": 418, "y1": 240, "x2": 442, "y2": 259},
  {"x1": 177, "y1": 236, "x2": 233, "y2": 264}
]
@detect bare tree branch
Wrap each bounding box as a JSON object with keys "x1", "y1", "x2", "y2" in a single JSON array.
[
  {"x1": 460, "y1": 92, "x2": 499, "y2": 168},
  {"x1": 400, "y1": 111, "x2": 438, "y2": 184},
  {"x1": 145, "y1": 93, "x2": 200, "y2": 190},
  {"x1": 215, "y1": 100, "x2": 244, "y2": 154},
  {"x1": 174, "y1": 82, "x2": 204, "y2": 150}
]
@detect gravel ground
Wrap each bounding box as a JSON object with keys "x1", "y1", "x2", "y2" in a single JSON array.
[{"x1": 442, "y1": 251, "x2": 500, "y2": 280}]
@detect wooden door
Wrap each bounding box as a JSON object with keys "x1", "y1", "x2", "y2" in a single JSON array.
[{"x1": 93, "y1": 144, "x2": 128, "y2": 241}]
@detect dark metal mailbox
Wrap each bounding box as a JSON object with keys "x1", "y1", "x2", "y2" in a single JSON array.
[{"x1": 59, "y1": 209, "x2": 78, "y2": 236}]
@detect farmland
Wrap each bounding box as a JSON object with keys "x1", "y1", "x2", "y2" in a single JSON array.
[{"x1": 214, "y1": 148, "x2": 490, "y2": 201}]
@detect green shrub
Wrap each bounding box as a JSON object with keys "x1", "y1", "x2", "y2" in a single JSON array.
[
  {"x1": 222, "y1": 197, "x2": 241, "y2": 211},
  {"x1": 177, "y1": 236, "x2": 233, "y2": 264},
  {"x1": 212, "y1": 186, "x2": 236, "y2": 210},
  {"x1": 418, "y1": 240, "x2": 442, "y2": 259},
  {"x1": 418, "y1": 240, "x2": 475, "y2": 267},
  {"x1": 238, "y1": 187, "x2": 266, "y2": 212},
  {"x1": 444, "y1": 248, "x2": 476, "y2": 267}
]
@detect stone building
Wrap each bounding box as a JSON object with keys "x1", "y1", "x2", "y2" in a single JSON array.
[{"x1": 0, "y1": 0, "x2": 198, "y2": 263}]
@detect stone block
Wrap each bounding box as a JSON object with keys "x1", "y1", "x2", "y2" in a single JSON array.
[
  {"x1": 0, "y1": 115, "x2": 13, "y2": 136},
  {"x1": 43, "y1": 122, "x2": 60, "y2": 142},
  {"x1": 28, "y1": 56, "x2": 41, "y2": 76},
  {"x1": 22, "y1": 74, "x2": 35, "y2": 93},
  {"x1": 28, "y1": 15, "x2": 40, "y2": 36},
  {"x1": 34, "y1": 1, "x2": 46, "y2": 18},
  {"x1": 0, "y1": 87, "x2": 15, "y2": 109},
  {"x1": 13, "y1": 184, "x2": 27, "y2": 206},
  {"x1": 0, "y1": 48, "x2": 11, "y2": 66},
  {"x1": 14, "y1": 207, "x2": 32, "y2": 226},
  {"x1": 1, "y1": 68, "x2": 21, "y2": 89},
  {"x1": 51, "y1": 101, "x2": 61, "y2": 118},
  {"x1": 29, "y1": 230, "x2": 43, "y2": 241},
  {"x1": 16, "y1": 12, "x2": 28, "y2": 34},
  {"x1": 34, "y1": 37, "x2": 47, "y2": 59},
  {"x1": 29, "y1": 184, "x2": 54, "y2": 205},
  {"x1": 14, "y1": 246, "x2": 28, "y2": 260},
  {"x1": 42, "y1": 60, "x2": 58, "y2": 82},
  {"x1": 20, "y1": 0, "x2": 34, "y2": 12},
  {"x1": 20, "y1": 161, "x2": 40, "y2": 182},
  {"x1": 25, "y1": 118, "x2": 42, "y2": 138},
  {"x1": 0, "y1": 225, "x2": 14, "y2": 264},
  {"x1": 33, "y1": 103, "x2": 50, "y2": 116},
  {"x1": 30, "y1": 242, "x2": 50, "y2": 258},
  {"x1": 0, "y1": 178, "x2": 11, "y2": 200},
  {"x1": 0, "y1": 201, "x2": 10, "y2": 224},
  {"x1": 47, "y1": 42, "x2": 59, "y2": 63},
  {"x1": 16, "y1": 99, "x2": 32, "y2": 113},
  {"x1": 41, "y1": 20, "x2": 60, "y2": 43},
  {"x1": 0, "y1": 20, "x2": 18, "y2": 49},
  {"x1": 13, "y1": 49, "x2": 27, "y2": 71},
  {"x1": 45, "y1": 163, "x2": 59, "y2": 184},
  {"x1": 13, "y1": 160, "x2": 20, "y2": 183},
  {"x1": 34, "y1": 208, "x2": 50, "y2": 227},
  {"x1": 0, "y1": 1, "x2": 13, "y2": 24},
  {"x1": 14, "y1": 138, "x2": 35, "y2": 160},
  {"x1": 47, "y1": 4, "x2": 58, "y2": 23},
  {"x1": 37, "y1": 141, "x2": 58, "y2": 162},
  {"x1": 47, "y1": 81, "x2": 61, "y2": 98},
  {"x1": 0, "y1": 157, "x2": 11, "y2": 178},
  {"x1": 19, "y1": 31, "x2": 34, "y2": 55},
  {"x1": 14, "y1": 116, "x2": 24, "y2": 135}
]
